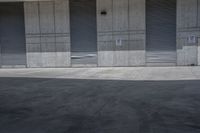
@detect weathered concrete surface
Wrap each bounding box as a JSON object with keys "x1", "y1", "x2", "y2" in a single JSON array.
[
  {"x1": 177, "y1": 0, "x2": 200, "y2": 66},
  {"x1": 1, "y1": 67, "x2": 200, "y2": 81},
  {"x1": 0, "y1": 75, "x2": 200, "y2": 132},
  {"x1": 97, "y1": 0, "x2": 146, "y2": 67},
  {"x1": 2, "y1": 0, "x2": 200, "y2": 67},
  {"x1": 24, "y1": 0, "x2": 71, "y2": 68},
  {"x1": 22, "y1": 0, "x2": 200, "y2": 67}
]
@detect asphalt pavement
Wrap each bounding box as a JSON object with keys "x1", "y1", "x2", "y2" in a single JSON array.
[{"x1": 0, "y1": 67, "x2": 200, "y2": 133}]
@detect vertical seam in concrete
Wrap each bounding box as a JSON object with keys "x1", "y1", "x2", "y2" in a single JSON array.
[
  {"x1": 53, "y1": 0, "x2": 57, "y2": 53},
  {"x1": 96, "y1": 0, "x2": 99, "y2": 66},
  {"x1": 176, "y1": 0, "x2": 178, "y2": 65},
  {"x1": 145, "y1": 0, "x2": 147, "y2": 64},
  {"x1": 38, "y1": 1, "x2": 42, "y2": 53},
  {"x1": 196, "y1": 0, "x2": 199, "y2": 27},
  {"x1": 95, "y1": 0, "x2": 98, "y2": 66},
  {"x1": 112, "y1": 0, "x2": 114, "y2": 52},
  {"x1": 197, "y1": 0, "x2": 199, "y2": 27},
  {"x1": 197, "y1": 0, "x2": 199, "y2": 65},
  {"x1": 184, "y1": 41, "x2": 186, "y2": 66},
  {"x1": 198, "y1": 40, "x2": 199, "y2": 66},
  {"x1": 128, "y1": 0, "x2": 130, "y2": 65},
  {"x1": 0, "y1": 21, "x2": 1, "y2": 67},
  {"x1": 68, "y1": 0, "x2": 72, "y2": 67},
  {"x1": 196, "y1": 0, "x2": 199, "y2": 65},
  {"x1": 23, "y1": 2, "x2": 27, "y2": 67}
]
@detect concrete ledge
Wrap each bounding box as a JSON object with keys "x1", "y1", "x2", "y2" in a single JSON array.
[{"x1": 0, "y1": 67, "x2": 200, "y2": 81}]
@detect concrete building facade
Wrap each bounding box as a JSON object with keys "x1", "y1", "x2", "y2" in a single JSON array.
[{"x1": 0, "y1": 0, "x2": 199, "y2": 68}]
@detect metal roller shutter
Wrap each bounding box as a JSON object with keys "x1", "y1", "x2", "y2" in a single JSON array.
[
  {"x1": 70, "y1": 0, "x2": 97, "y2": 66},
  {"x1": 0, "y1": 3, "x2": 26, "y2": 68},
  {"x1": 146, "y1": 0, "x2": 177, "y2": 66}
]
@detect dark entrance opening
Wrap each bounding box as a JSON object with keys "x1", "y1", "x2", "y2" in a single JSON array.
[
  {"x1": 0, "y1": 3, "x2": 26, "y2": 68},
  {"x1": 70, "y1": 0, "x2": 97, "y2": 67},
  {"x1": 146, "y1": 0, "x2": 177, "y2": 66}
]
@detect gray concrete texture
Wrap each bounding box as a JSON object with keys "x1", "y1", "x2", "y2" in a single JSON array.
[
  {"x1": 23, "y1": 0, "x2": 200, "y2": 67},
  {"x1": 0, "y1": 67, "x2": 200, "y2": 133},
  {"x1": 1, "y1": 67, "x2": 200, "y2": 81},
  {"x1": 24, "y1": 0, "x2": 71, "y2": 68},
  {"x1": 177, "y1": 0, "x2": 200, "y2": 66}
]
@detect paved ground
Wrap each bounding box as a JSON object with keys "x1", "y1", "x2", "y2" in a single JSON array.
[{"x1": 0, "y1": 67, "x2": 200, "y2": 133}]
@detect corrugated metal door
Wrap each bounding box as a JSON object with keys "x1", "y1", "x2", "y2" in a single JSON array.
[
  {"x1": 70, "y1": 0, "x2": 97, "y2": 67},
  {"x1": 0, "y1": 3, "x2": 26, "y2": 68},
  {"x1": 146, "y1": 0, "x2": 177, "y2": 66}
]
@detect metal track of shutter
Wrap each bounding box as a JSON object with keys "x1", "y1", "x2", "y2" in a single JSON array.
[{"x1": 146, "y1": 0, "x2": 177, "y2": 66}]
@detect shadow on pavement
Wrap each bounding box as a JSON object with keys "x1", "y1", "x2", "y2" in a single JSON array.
[{"x1": 0, "y1": 77, "x2": 200, "y2": 133}]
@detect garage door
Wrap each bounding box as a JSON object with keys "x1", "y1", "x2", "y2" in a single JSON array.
[
  {"x1": 70, "y1": 0, "x2": 97, "y2": 67},
  {"x1": 0, "y1": 3, "x2": 26, "y2": 68},
  {"x1": 146, "y1": 0, "x2": 177, "y2": 66}
]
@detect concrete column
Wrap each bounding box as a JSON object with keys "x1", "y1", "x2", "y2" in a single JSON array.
[
  {"x1": 177, "y1": 0, "x2": 200, "y2": 66},
  {"x1": 97, "y1": 0, "x2": 114, "y2": 66},
  {"x1": 24, "y1": 2, "x2": 42, "y2": 67},
  {"x1": 39, "y1": 1, "x2": 56, "y2": 67},
  {"x1": 24, "y1": 0, "x2": 71, "y2": 68},
  {"x1": 97, "y1": 0, "x2": 146, "y2": 67},
  {"x1": 54, "y1": 0, "x2": 71, "y2": 67},
  {"x1": 112, "y1": 0, "x2": 129, "y2": 66}
]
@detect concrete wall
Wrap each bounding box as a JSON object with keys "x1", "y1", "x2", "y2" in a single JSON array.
[
  {"x1": 97, "y1": 0, "x2": 146, "y2": 67},
  {"x1": 24, "y1": 0, "x2": 71, "y2": 68},
  {"x1": 97, "y1": 0, "x2": 199, "y2": 67},
  {"x1": 23, "y1": 0, "x2": 200, "y2": 67},
  {"x1": 177, "y1": 0, "x2": 200, "y2": 66}
]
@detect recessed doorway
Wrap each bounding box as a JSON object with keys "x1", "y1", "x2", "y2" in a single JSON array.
[
  {"x1": 0, "y1": 3, "x2": 26, "y2": 68},
  {"x1": 70, "y1": 0, "x2": 97, "y2": 67},
  {"x1": 146, "y1": 0, "x2": 177, "y2": 66}
]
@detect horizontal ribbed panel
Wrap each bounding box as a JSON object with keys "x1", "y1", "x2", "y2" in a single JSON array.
[
  {"x1": 146, "y1": 0, "x2": 177, "y2": 66},
  {"x1": 146, "y1": 51, "x2": 177, "y2": 66}
]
